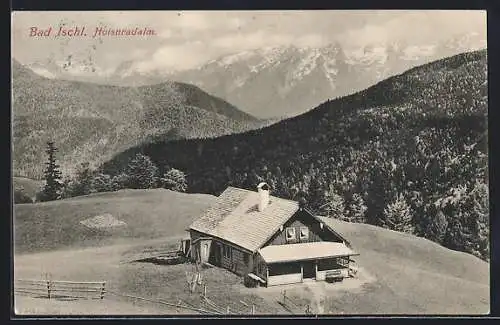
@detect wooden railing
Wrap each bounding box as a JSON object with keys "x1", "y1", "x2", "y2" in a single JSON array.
[{"x1": 15, "y1": 279, "x2": 106, "y2": 300}]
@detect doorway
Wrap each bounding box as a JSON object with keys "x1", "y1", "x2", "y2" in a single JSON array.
[
  {"x1": 302, "y1": 261, "x2": 316, "y2": 279},
  {"x1": 214, "y1": 243, "x2": 221, "y2": 264}
]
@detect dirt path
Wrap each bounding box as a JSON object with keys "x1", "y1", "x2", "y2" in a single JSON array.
[{"x1": 305, "y1": 282, "x2": 326, "y2": 314}]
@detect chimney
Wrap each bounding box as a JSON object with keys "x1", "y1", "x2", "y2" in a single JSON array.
[{"x1": 257, "y1": 182, "x2": 270, "y2": 212}]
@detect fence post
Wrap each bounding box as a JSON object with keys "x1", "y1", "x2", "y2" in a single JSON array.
[
  {"x1": 100, "y1": 282, "x2": 106, "y2": 299},
  {"x1": 251, "y1": 304, "x2": 255, "y2": 315},
  {"x1": 197, "y1": 272, "x2": 202, "y2": 285},
  {"x1": 203, "y1": 284, "x2": 207, "y2": 298},
  {"x1": 176, "y1": 299, "x2": 182, "y2": 313},
  {"x1": 185, "y1": 271, "x2": 191, "y2": 293},
  {"x1": 46, "y1": 280, "x2": 51, "y2": 299},
  {"x1": 282, "y1": 290, "x2": 286, "y2": 305}
]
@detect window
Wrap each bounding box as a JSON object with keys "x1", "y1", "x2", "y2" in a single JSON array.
[
  {"x1": 285, "y1": 227, "x2": 296, "y2": 241},
  {"x1": 299, "y1": 227, "x2": 309, "y2": 240},
  {"x1": 223, "y1": 244, "x2": 232, "y2": 259}
]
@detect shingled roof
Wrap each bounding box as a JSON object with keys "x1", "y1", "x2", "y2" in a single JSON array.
[{"x1": 189, "y1": 186, "x2": 300, "y2": 252}]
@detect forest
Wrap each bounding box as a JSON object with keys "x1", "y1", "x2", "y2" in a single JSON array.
[{"x1": 37, "y1": 50, "x2": 489, "y2": 261}]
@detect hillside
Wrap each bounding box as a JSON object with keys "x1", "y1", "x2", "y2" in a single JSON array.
[
  {"x1": 13, "y1": 190, "x2": 488, "y2": 314},
  {"x1": 12, "y1": 60, "x2": 260, "y2": 179},
  {"x1": 101, "y1": 50, "x2": 489, "y2": 260},
  {"x1": 317, "y1": 216, "x2": 488, "y2": 314},
  {"x1": 13, "y1": 189, "x2": 216, "y2": 254}
]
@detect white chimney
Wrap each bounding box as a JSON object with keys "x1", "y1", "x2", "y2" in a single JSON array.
[{"x1": 257, "y1": 182, "x2": 270, "y2": 212}]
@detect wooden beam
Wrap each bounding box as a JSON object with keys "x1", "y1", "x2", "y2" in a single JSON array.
[{"x1": 191, "y1": 237, "x2": 214, "y2": 245}]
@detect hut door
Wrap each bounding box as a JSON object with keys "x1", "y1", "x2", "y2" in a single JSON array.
[
  {"x1": 202, "y1": 243, "x2": 209, "y2": 262},
  {"x1": 302, "y1": 261, "x2": 316, "y2": 279},
  {"x1": 214, "y1": 243, "x2": 221, "y2": 264}
]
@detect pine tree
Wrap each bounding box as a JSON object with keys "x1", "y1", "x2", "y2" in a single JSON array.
[
  {"x1": 425, "y1": 209, "x2": 448, "y2": 244},
  {"x1": 347, "y1": 193, "x2": 368, "y2": 223},
  {"x1": 323, "y1": 185, "x2": 345, "y2": 219},
  {"x1": 444, "y1": 215, "x2": 470, "y2": 252},
  {"x1": 70, "y1": 162, "x2": 94, "y2": 196},
  {"x1": 123, "y1": 153, "x2": 159, "y2": 189},
  {"x1": 161, "y1": 168, "x2": 188, "y2": 192},
  {"x1": 380, "y1": 193, "x2": 414, "y2": 233},
  {"x1": 59, "y1": 177, "x2": 75, "y2": 199},
  {"x1": 40, "y1": 141, "x2": 63, "y2": 201}
]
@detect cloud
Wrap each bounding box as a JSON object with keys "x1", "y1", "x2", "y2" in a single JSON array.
[
  {"x1": 11, "y1": 10, "x2": 487, "y2": 73},
  {"x1": 295, "y1": 34, "x2": 328, "y2": 48},
  {"x1": 339, "y1": 10, "x2": 487, "y2": 49},
  {"x1": 133, "y1": 41, "x2": 208, "y2": 72},
  {"x1": 213, "y1": 31, "x2": 293, "y2": 50},
  {"x1": 174, "y1": 12, "x2": 211, "y2": 30}
]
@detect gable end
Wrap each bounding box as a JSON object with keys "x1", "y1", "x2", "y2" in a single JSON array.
[{"x1": 261, "y1": 208, "x2": 350, "y2": 248}]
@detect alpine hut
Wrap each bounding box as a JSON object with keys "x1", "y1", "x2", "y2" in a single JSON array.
[{"x1": 187, "y1": 183, "x2": 359, "y2": 287}]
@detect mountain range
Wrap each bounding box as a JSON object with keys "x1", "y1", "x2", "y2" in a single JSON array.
[
  {"x1": 12, "y1": 60, "x2": 262, "y2": 180},
  {"x1": 24, "y1": 32, "x2": 486, "y2": 118}
]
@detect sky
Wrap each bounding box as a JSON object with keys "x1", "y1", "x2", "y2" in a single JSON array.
[{"x1": 11, "y1": 10, "x2": 487, "y2": 73}]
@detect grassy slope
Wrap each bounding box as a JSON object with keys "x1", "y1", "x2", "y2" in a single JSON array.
[
  {"x1": 13, "y1": 177, "x2": 44, "y2": 200},
  {"x1": 319, "y1": 217, "x2": 489, "y2": 314},
  {"x1": 14, "y1": 190, "x2": 489, "y2": 314},
  {"x1": 14, "y1": 189, "x2": 216, "y2": 254}
]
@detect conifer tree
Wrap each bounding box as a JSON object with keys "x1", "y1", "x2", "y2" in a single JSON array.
[
  {"x1": 425, "y1": 209, "x2": 448, "y2": 244},
  {"x1": 347, "y1": 193, "x2": 368, "y2": 223},
  {"x1": 323, "y1": 185, "x2": 345, "y2": 219},
  {"x1": 69, "y1": 162, "x2": 94, "y2": 196},
  {"x1": 380, "y1": 193, "x2": 414, "y2": 233},
  {"x1": 444, "y1": 216, "x2": 470, "y2": 252},
  {"x1": 40, "y1": 141, "x2": 63, "y2": 201}
]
